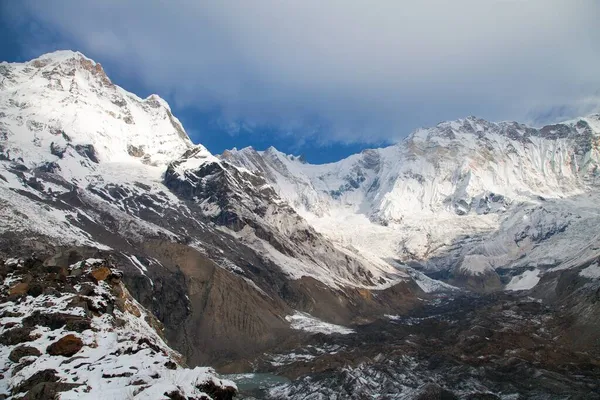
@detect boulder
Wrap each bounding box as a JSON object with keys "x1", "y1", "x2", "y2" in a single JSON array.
[
  {"x1": 14, "y1": 369, "x2": 59, "y2": 393},
  {"x1": 23, "y1": 311, "x2": 91, "y2": 332},
  {"x1": 9, "y1": 345, "x2": 41, "y2": 362},
  {"x1": 9, "y1": 282, "x2": 29, "y2": 296},
  {"x1": 65, "y1": 318, "x2": 92, "y2": 333},
  {"x1": 0, "y1": 327, "x2": 35, "y2": 345},
  {"x1": 197, "y1": 381, "x2": 237, "y2": 400},
  {"x1": 46, "y1": 334, "x2": 83, "y2": 357},
  {"x1": 23, "y1": 382, "x2": 81, "y2": 400},
  {"x1": 27, "y1": 283, "x2": 44, "y2": 297},
  {"x1": 90, "y1": 266, "x2": 111, "y2": 281}
]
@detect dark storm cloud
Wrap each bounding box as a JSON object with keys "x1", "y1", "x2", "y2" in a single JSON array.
[{"x1": 3, "y1": 0, "x2": 600, "y2": 143}]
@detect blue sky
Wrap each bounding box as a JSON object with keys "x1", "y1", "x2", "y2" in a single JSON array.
[
  {"x1": 2, "y1": 1, "x2": 599, "y2": 163},
  {"x1": 0, "y1": 11, "x2": 376, "y2": 163}
]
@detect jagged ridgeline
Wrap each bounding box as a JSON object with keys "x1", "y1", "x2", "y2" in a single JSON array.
[{"x1": 1, "y1": 51, "x2": 599, "y2": 399}]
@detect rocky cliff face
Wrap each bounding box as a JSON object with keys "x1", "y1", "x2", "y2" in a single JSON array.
[{"x1": 223, "y1": 115, "x2": 600, "y2": 223}]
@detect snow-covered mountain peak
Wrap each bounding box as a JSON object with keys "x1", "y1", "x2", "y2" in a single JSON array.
[
  {"x1": 0, "y1": 51, "x2": 192, "y2": 168},
  {"x1": 408, "y1": 114, "x2": 600, "y2": 145},
  {"x1": 23, "y1": 50, "x2": 112, "y2": 88},
  {"x1": 222, "y1": 114, "x2": 600, "y2": 272},
  {"x1": 30, "y1": 49, "x2": 95, "y2": 64}
]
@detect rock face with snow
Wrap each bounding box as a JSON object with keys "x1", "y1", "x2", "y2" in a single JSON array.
[
  {"x1": 0, "y1": 254, "x2": 236, "y2": 399},
  {"x1": 222, "y1": 115, "x2": 600, "y2": 290},
  {"x1": 224, "y1": 117, "x2": 600, "y2": 223},
  {"x1": 0, "y1": 50, "x2": 423, "y2": 373},
  {"x1": 0, "y1": 51, "x2": 191, "y2": 167}
]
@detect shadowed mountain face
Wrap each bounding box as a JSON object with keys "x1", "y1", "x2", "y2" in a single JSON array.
[{"x1": 1, "y1": 51, "x2": 600, "y2": 399}]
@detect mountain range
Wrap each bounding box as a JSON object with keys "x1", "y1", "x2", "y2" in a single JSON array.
[{"x1": 0, "y1": 50, "x2": 599, "y2": 399}]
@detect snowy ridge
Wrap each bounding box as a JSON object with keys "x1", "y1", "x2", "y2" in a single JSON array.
[
  {"x1": 3, "y1": 49, "x2": 600, "y2": 298},
  {"x1": 222, "y1": 115, "x2": 600, "y2": 285},
  {"x1": 0, "y1": 50, "x2": 192, "y2": 168}
]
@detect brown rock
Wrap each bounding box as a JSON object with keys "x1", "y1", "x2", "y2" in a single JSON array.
[
  {"x1": 77, "y1": 283, "x2": 96, "y2": 296},
  {"x1": 124, "y1": 301, "x2": 141, "y2": 318},
  {"x1": 2, "y1": 322, "x2": 17, "y2": 329},
  {"x1": 9, "y1": 282, "x2": 29, "y2": 296},
  {"x1": 27, "y1": 283, "x2": 44, "y2": 297},
  {"x1": 23, "y1": 382, "x2": 81, "y2": 400},
  {"x1": 90, "y1": 266, "x2": 111, "y2": 281},
  {"x1": 65, "y1": 318, "x2": 92, "y2": 333},
  {"x1": 197, "y1": 381, "x2": 237, "y2": 400},
  {"x1": 14, "y1": 369, "x2": 59, "y2": 393},
  {"x1": 23, "y1": 311, "x2": 91, "y2": 332},
  {"x1": 9, "y1": 345, "x2": 41, "y2": 362},
  {"x1": 46, "y1": 334, "x2": 83, "y2": 357},
  {"x1": 0, "y1": 327, "x2": 36, "y2": 346},
  {"x1": 164, "y1": 361, "x2": 177, "y2": 370}
]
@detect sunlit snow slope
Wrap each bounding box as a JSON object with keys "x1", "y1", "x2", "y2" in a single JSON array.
[{"x1": 223, "y1": 115, "x2": 600, "y2": 287}]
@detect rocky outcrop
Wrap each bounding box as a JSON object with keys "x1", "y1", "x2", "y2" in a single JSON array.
[
  {"x1": 8, "y1": 345, "x2": 41, "y2": 362},
  {"x1": 531, "y1": 264, "x2": 600, "y2": 354},
  {"x1": 449, "y1": 268, "x2": 503, "y2": 294},
  {"x1": 46, "y1": 334, "x2": 83, "y2": 357},
  {"x1": 0, "y1": 254, "x2": 237, "y2": 399},
  {"x1": 138, "y1": 240, "x2": 291, "y2": 367}
]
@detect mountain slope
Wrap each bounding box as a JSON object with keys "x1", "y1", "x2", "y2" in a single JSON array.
[
  {"x1": 0, "y1": 50, "x2": 191, "y2": 166},
  {"x1": 0, "y1": 50, "x2": 423, "y2": 371},
  {"x1": 222, "y1": 115, "x2": 600, "y2": 290}
]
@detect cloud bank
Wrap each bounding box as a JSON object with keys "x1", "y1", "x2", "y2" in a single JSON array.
[{"x1": 3, "y1": 0, "x2": 600, "y2": 144}]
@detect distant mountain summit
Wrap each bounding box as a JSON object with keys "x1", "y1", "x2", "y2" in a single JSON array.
[{"x1": 222, "y1": 111, "x2": 600, "y2": 288}]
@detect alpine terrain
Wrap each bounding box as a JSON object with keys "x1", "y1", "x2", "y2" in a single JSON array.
[{"x1": 0, "y1": 51, "x2": 599, "y2": 399}]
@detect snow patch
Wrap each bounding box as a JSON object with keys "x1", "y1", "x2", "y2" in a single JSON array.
[
  {"x1": 505, "y1": 269, "x2": 541, "y2": 291},
  {"x1": 286, "y1": 311, "x2": 354, "y2": 335},
  {"x1": 580, "y1": 263, "x2": 600, "y2": 279}
]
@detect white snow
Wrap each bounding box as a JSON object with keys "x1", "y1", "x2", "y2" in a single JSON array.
[
  {"x1": 505, "y1": 269, "x2": 541, "y2": 291},
  {"x1": 0, "y1": 50, "x2": 192, "y2": 167},
  {"x1": 580, "y1": 263, "x2": 600, "y2": 279},
  {"x1": 285, "y1": 311, "x2": 354, "y2": 335},
  {"x1": 172, "y1": 145, "x2": 220, "y2": 179},
  {"x1": 2, "y1": 49, "x2": 600, "y2": 309},
  {"x1": 69, "y1": 258, "x2": 105, "y2": 270},
  {"x1": 408, "y1": 269, "x2": 460, "y2": 293},
  {"x1": 128, "y1": 255, "x2": 148, "y2": 272},
  {"x1": 222, "y1": 114, "x2": 600, "y2": 285}
]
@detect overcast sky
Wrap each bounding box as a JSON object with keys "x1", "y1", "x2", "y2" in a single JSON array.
[{"x1": 2, "y1": 1, "x2": 599, "y2": 162}]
